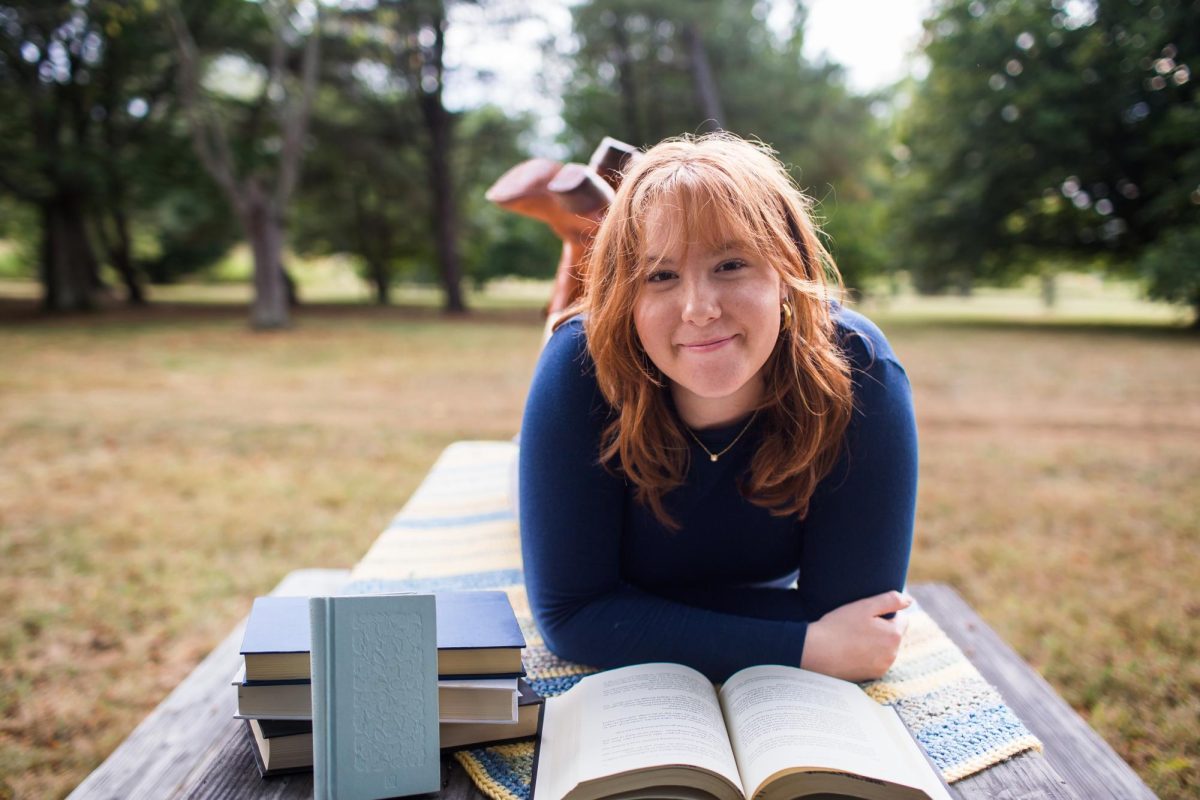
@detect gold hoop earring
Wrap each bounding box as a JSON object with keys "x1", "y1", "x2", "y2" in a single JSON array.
[{"x1": 780, "y1": 302, "x2": 793, "y2": 330}]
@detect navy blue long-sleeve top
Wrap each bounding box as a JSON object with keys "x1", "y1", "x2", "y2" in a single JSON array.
[{"x1": 518, "y1": 304, "x2": 918, "y2": 682}]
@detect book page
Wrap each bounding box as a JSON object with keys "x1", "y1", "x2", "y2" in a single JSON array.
[
  {"x1": 718, "y1": 665, "x2": 933, "y2": 798},
  {"x1": 534, "y1": 663, "x2": 743, "y2": 800},
  {"x1": 876, "y1": 703, "x2": 955, "y2": 800}
]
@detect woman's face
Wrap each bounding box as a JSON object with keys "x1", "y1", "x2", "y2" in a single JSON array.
[{"x1": 633, "y1": 208, "x2": 783, "y2": 429}]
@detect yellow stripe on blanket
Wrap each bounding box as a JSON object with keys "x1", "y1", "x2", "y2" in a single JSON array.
[
  {"x1": 351, "y1": 441, "x2": 521, "y2": 581},
  {"x1": 864, "y1": 658, "x2": 981, "y2": 704}
]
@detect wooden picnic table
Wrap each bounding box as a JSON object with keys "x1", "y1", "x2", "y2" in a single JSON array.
[{"x1": 68, "y1": 570, "x2": 1156, "y2": 800}]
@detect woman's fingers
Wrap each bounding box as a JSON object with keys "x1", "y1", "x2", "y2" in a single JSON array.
[
  {"x1": 857, "y1": 589, "x2": 913, "y2": 617},
  {"x1": 801, "y1": 591, "x2": 915, "y2": 682}
]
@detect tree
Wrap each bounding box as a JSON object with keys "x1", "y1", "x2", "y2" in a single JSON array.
[
  {"x1": 892, "y1": 0, "x2": 1199, "y2": 322},
  {"x1": 1140, "y1": 225, "x2": 1200, "y2": 327},
  {"x1": 560, "y1": 0, "x2": 887, "y2": 290},
  {"x1": 406, "y1": 0, "x2": 468, "y2": 312},
  {"x1": 0, "y1": 1, "x2": 240, "y2": 310},
  {"x1": 292, "y1": 80, "x2": 431, "y2": 305},
  {"x1": 328, "y1": 0, "x2": 477, "y2": 312},
  {"x1": 168, "y1": 0, "x2": 320, "y2": 329},
  {"x1": 293, "y1": 44, "x2": 549, "y2": 301},
  {"x1": 1, "y1": 2, "x2": 127, "y2": 309},
  {"x1": 319, "y1": 1, "x2": 542, "y2": 312},
  {"x1": 452, "y1": 106, "x2": 562, "y2": 287}
]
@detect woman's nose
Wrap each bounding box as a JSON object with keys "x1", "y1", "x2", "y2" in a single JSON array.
[{"x1": 681, "y1": 277, "x2": 720, "y2": 325}]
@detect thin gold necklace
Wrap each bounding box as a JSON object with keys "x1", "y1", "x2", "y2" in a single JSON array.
[{"x1": 684, "y1": 410, "x2": 759, "y2": 463}]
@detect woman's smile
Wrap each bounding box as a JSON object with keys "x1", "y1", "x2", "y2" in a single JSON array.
[{"x1": 678, "y1": 334, "x2": 737, "y2": 352}]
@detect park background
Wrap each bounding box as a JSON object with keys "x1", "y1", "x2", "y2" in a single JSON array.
[{"x1": 0, "y1": 0, "x2": 1197, "y2": 798}]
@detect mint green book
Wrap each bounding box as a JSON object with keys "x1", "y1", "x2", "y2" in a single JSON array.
[{"x1": 310, "y1": 594, "x2": 440, "y2": 800}]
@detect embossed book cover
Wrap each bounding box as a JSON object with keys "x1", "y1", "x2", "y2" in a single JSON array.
[{"x1": 310, "y1": 594, "x2": 440, "y2": 800}]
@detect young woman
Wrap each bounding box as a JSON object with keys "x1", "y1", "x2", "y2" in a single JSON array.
[{"x1": 519, "y1": 133, "x2": 918, "y2": 684}]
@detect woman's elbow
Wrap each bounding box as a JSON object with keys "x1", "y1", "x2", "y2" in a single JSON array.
[{"x1": 532, "y1": 606, "x2": 603, "y2": 668}]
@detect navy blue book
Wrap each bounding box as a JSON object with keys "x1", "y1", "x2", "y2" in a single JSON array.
[
  {"x1": 241, "y1": 679, "x2": 544, "y2": 776},
  {"x1": 240, "y1": 597, "x2": 312, "y2": 682},
  {"x1": 244, "y1": 718, "x2": 312, "y2": 778},
  {"x1": 240, "y1": 591, "x2": 525, "y2": 681}
]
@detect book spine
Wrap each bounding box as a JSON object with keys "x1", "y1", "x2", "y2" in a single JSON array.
[{"x1": 310, "y1": 598, "x2": 334, "y2": 800}]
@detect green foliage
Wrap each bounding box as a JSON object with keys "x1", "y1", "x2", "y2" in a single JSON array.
[
  {"x1": 454, "y1": 106, "x2": 561, "y2": 285},
  {"x1": 290, "y1": 6, "x2": 549, "y2": 299},
  {"x1": 0, "y1": 200, "x2": 35, "y2": 279},
  {"x1": 560, "y1": 0, "x2": 890, "y2": 290},
  {"x1": 1139, "y1": 225, "x2": 1200, "y2": 324},
  {"x1": 0, "y1": 0, "x2": 242, "y2": 295},
  {"x1": 290, "y1": 72, "x2": 431, "y2": 293},
  {"x1": 892, "y1": 0, "x2": 1200, "y2": 304},
  {"x1": 464, "y1": 208, "x2": 561, "y2": 287}
]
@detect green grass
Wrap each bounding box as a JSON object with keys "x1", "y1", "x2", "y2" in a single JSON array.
[{"x1": 0, "y1": 279, "x2": 1196, "y2": 798}]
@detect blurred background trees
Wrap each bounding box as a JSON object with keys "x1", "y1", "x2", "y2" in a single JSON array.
[
  {"x1": 892, "y1": 0, "x2": 1198, "y2": 318},
  {"x1": 0, "y1": 0, "x2": 1196, "y2": 325}
]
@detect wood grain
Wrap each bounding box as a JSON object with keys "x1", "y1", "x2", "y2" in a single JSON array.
[
  {"x1": 69, "y1": 576, "x2": 1152, "y2": 800},
  {"x1": 911, "y1": 583, "x2": 1156, "y2": 800},
  {"x1": 67, "y1": 569, "x2": 350, "y2": 800}
]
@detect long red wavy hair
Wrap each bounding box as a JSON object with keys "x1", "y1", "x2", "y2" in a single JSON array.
[{"x1": 575, "y1": 133, "x2": 855, "y2": 528}]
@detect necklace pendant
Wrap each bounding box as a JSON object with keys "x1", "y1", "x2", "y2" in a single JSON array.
[{"x1": 710, "y1": 454, "x2": 719, "y2": 462}]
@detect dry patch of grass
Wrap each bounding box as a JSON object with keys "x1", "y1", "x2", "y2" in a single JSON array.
[
  {"x1": 0, "y1": 300, "x2": 1196, "y2": 798},
  {"x1": 0, "y1": 306, "x2": 542, "y2": 799},
  {"x1": 888, "y1": 320, "x2": 1200, "y2": 798}
]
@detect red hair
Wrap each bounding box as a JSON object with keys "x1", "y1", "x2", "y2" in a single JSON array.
[{"x1": 575, "y1": 133, "x2": 854, "y2": 528}]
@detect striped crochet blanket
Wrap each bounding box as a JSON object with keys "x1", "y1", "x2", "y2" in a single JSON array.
[{"x1": 350, "y1": 441, "x2": 1042, "y2": 800}]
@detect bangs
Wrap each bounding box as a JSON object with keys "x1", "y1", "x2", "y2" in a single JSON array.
[{"x1": 629, "y1": 166, "x2": 773, "y2": 277}]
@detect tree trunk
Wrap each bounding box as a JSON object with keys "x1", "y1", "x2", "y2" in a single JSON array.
[
  {"x1": 41, "y1": 192, "x2": 103, "y2": 312},
  {"x1": 282, "y1": 266, "x2": 299, "y2": 308},
  {"x1": 683, "y1": 22, "x2": 725, "y2": 132},
  {"x1": 426, "y1": 111, "x2": 466, "y2": 313},
  {"x1": 369, "y1": 257, "x2": 390, "y2": 305},
  {"x1": 243, "y1": 191, "x2": 290, "y2": 329},
  {"x1": 417, "y1": 13, "x2": 466, "y2": 314},
  {"x1": 1040, "y1": 272, "x2": 1057, "y2": 309},
  {"x1": 351, "y1": 184, "x2": 390, "y2": 306},
  {"x1": 108, "y1": 209, "x2": 146, "y2": 305}
]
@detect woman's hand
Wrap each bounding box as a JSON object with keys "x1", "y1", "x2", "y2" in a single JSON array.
[{"x1": 800, "y1": 591, "x2": 912, "y2": 682}]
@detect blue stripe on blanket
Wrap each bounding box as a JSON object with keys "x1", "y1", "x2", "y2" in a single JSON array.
[
  {"x1": 909, "y1": 701, "x2": 1033, "y2": 768},
  {"x1": 341, "y1": 569, "x2": 525, "y2": 594},
  {"x1": 387, "y1": 509, "x2": 515, "y2": 529}
]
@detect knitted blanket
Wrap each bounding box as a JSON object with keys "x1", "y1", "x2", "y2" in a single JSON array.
[{"x1": 350, "y1": 441, "x2": 1042, "y2": 799}]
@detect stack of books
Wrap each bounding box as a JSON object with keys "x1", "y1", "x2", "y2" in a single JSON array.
[{"x1": 233, "y1": 590, "x2": 543, "y2": 777}]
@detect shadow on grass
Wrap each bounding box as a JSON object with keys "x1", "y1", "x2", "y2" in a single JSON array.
[
  {"x1": 0, "y1": 297, "x2": 545, "y2": 331},
  {"x1": 873, "y1": 313, "x2": 1197, "y2": 340},
  {"x1": 3, "y1": 296, "x2": 1195, "y2": 341}
]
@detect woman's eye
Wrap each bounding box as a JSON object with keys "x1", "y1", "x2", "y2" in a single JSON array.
[
  {"x1": 646, "y1": 270, "x2": 676, "y2": 283},
  {"x1": 717, "y1": 259, "x2": 746, "y2": 273}
]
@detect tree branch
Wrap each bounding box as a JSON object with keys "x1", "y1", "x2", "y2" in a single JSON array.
[
  {"x1": 275, "y1": 5, "x2": 320, "y2": 209},
  {"x1": 165, "y1": 1, "x2": 243, "y2": 215}
]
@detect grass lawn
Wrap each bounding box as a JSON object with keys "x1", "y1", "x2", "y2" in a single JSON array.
[{"x1": 0, "y1": 277, "x2": 1197, "y2": 799}]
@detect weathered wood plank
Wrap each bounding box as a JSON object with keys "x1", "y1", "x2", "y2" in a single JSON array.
[
  {"x1": 74, "y1": 575, "x2": 1149, "y2": 800},
  {"x1": 174, "y1": 717, "x2": 474, "y2": 800},
  {"x1": 440, "y1": 760, "x2": 483, "y2": 800},
  {"x1": 945, "y1": 752, "x2": 1075, "y2": 800},
  {"x1": 170, "y1": 710, "x2": 487, "y2": 800},
  {"x1": 67, "y1": 569, "x2": 351, "y2": 800},
  {"x1": 911, "y1": 583, "x2": 1156, "y2": 800},
  {"x1": 180, "y1": 718, "x2": 313, "y2": 800}
]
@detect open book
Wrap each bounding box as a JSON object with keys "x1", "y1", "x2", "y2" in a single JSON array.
[{"x1": 532, "y1": 662, "x2": 953, "y2": 800}]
